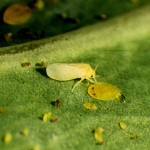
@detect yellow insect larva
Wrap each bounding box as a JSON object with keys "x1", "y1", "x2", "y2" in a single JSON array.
[
  {"x1": 94, "y1": 128, "x2": 104, "y2": 144},
  {"x1": 21, "y1": 128, "x2": 29, "y2": 136},
  {"x1": 42, "y1": 112, "x2": 52, "y2": 122},
  {"x1": 88, "y1": 82, "x2": 121, "y2": 101},
  {"x1": 46, "y1": 63, "x2": 97, "y2": 91},
  {"x1": 32, "y1": 144, "x2": 40, "y2": 150},
  {"x1": 3, "y1": 133, "x2": 12, "y2": 143},
  {"x1": 119, "y1": 122, "x2": 127, "y2": 130},
  {"x1": 83, "y1": 102, "x2": 97, "y2": 110}
]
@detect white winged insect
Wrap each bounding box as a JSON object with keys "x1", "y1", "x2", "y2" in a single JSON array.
[{"x1": 46, "y1": 63, "x2": 99, "y2": 91}]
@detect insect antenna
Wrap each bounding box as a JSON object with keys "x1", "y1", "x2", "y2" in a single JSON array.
[
  {"x1": 94, "y1": 63, "x2": 100, "y2": 82},
  {"x1": 94, "y1": 63, "x2": 100, "y2": 72},
  {"x1": 87, "y1": 78, "x2": 95, "y2": 83}
]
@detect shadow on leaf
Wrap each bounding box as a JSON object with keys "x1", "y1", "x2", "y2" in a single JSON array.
[{"x1": 36, "y1": 68, "x2": 48, "y2": 78}]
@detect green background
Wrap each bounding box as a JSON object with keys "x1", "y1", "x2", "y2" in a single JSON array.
[
  {"x1": 0, "y1": 1, "x2": 150, "y2": 150},
  {"x1": 0, "y1": 0, "x2": 149, "y2": 47}
]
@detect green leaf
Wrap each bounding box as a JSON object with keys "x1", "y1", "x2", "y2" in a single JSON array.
[{"x1": 0, "y1": 5, "x2": 150, "y2": 150}]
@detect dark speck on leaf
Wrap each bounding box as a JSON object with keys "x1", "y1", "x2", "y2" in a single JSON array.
[
  {"x1": 21, "y1": 62, "x2": 31, "y2": 67},
  {"x1": 51, "y1": 118, "x2": 59, "y2": 122},
  {"x1": 51, "y1": 99, "x2": 60, "y2": 107},
  {"x1": 130, "y1": 134, "x2": 138, "y2": 139},
  {"x1": 35, "y1": 61, "x2": 45, "y2": 67},
  {"x1": 55, "y1": 99, "x2": 60, "y2": 107}
]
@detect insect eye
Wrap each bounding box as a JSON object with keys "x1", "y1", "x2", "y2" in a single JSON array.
[{"x1": 91, "y1": 75, "x2": 93, "y2": 77}]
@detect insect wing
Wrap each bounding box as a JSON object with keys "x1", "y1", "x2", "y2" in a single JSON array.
[{"x1": 46, "y1": 63, "x2": 86, "y2": 81}]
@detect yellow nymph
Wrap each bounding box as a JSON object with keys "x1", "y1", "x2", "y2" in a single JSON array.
[{"x1": 88, "y1": 82, "x2": 121, "y2": 100}]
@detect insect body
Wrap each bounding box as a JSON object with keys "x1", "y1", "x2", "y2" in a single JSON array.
[
  {"x1": 46, "y1": 63, "x2": 97, "y2": 91},
  {"x1": 88, "y1": 82, "x2": 121, "y2": 101}
]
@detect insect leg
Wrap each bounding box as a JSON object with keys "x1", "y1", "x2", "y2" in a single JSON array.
[
  {"x1": 72, "y1": 78, "x2": 84, "y2": 92},
  {"x1": 93, "y1": 76, "x2": 97, "y2": 82},
  {"x1": 86, "y1": 78, "x2": 95, "y2": 83}
]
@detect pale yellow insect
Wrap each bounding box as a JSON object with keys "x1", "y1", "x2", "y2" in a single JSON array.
[{"x1": 46, "y1": 63, "x2": 97, "y2": 91}]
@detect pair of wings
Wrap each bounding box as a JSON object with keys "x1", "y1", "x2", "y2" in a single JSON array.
[{"x1": 46, "y1": 63, "x2": 90, "y2": 81}]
